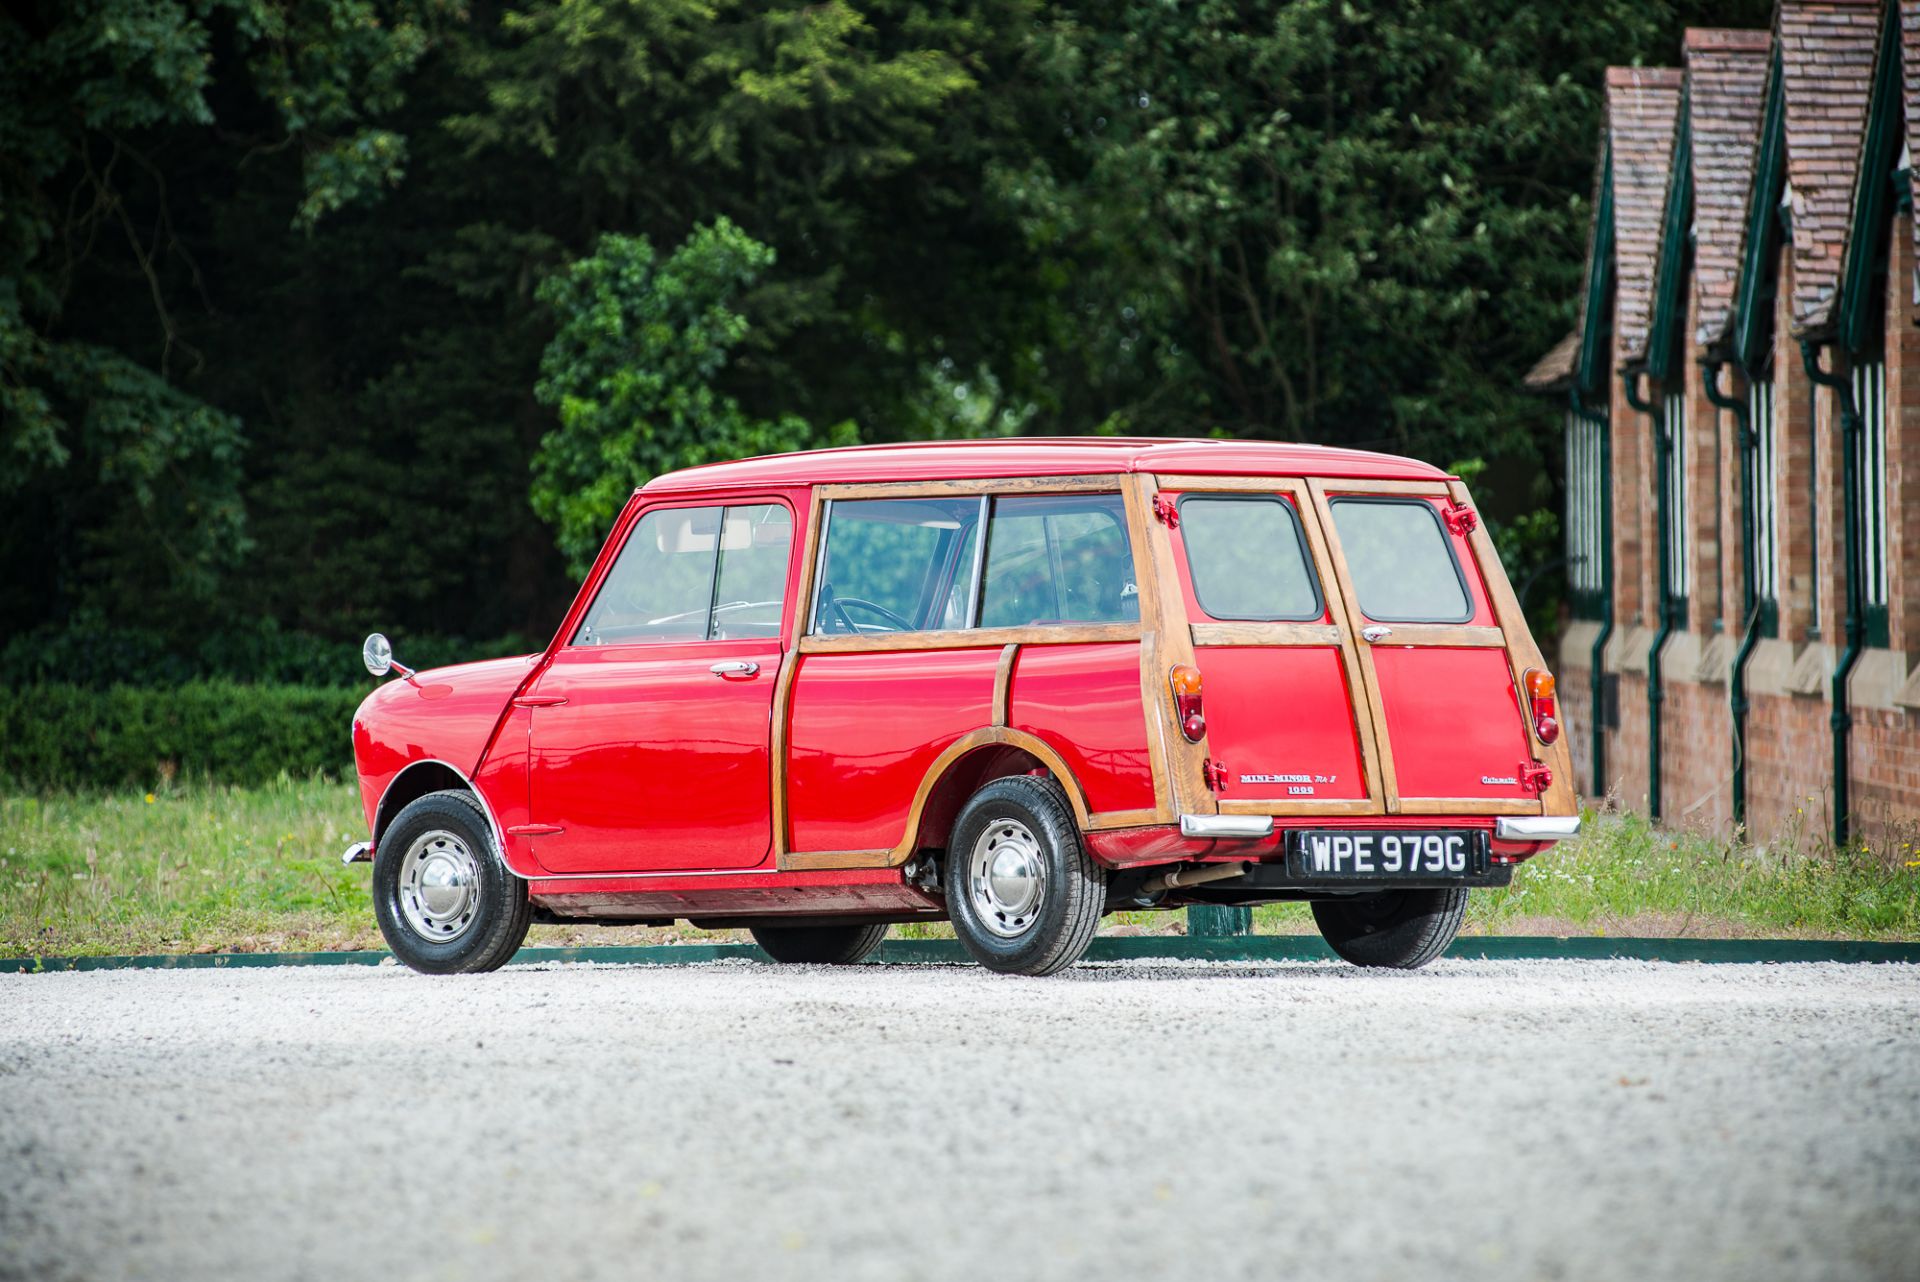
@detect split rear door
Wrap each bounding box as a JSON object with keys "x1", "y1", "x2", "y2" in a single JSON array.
[{"x1": 1159, "y1": 475, "x2": 1567, "y2": 819}]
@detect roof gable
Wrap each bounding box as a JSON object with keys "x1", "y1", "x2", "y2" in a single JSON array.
[
  {"x1": 1779, "y1": 0, "x2": 1881, "y2": 335},
  {"x1": 1607, "y1": 67, "x2": 1686, "y2": 363},
  {"x1": 1683, "y1": 30, "x2": 1774, "y2": 346}
]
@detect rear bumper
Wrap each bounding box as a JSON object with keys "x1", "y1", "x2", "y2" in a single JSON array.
[
  {"x1": 1179, "y1": 814, "x2": 1274, "y2": 839},
  {"x1": 1493, "y1": 816, "x2": 1581, "y2": 842}
]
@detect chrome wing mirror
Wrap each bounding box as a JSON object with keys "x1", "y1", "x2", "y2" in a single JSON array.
[{"x1": 362, "y1": 633, "x2": 415, "y2": 680}]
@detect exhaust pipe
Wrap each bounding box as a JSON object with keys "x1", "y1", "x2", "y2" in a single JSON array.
[{"x1": 1141, "y1": 861, "x2": 1249, "y2": 895}]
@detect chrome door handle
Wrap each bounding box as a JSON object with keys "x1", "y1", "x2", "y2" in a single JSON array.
[
  {"x1": 1361, "y1": 625, "x2": 1393, "y2": 643},
  {"x1": 709, "y1": 660, "x2": 760, "y2": 677}
]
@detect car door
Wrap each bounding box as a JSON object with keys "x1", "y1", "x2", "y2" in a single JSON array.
[{"x1": 524, "y1": 499, "x2": 795, "y2": 873}]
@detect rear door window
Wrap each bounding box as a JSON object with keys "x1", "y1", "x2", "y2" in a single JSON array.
[
  {"x1": 1329, "y1": 498, "x2": 1471, "y2": 623},
  {"x1": 1177, "y1": 495, "x2": 1322, "y2": 621},
  {"x1": 978, "y1": 494, "x2": 1136, "y2": 627}
]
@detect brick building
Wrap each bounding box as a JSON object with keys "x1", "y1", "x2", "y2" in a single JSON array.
[{"x1": 1528, "y1": 0, "x2": 1920, "y2": 846}]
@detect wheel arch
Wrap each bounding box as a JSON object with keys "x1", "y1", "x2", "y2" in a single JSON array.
[
  {"x1": 374, "y1": 759, "x2": 509, "y2": 861},
  {"x1": 903, "y1": 728, "x2": 1093, "y2": 858}
]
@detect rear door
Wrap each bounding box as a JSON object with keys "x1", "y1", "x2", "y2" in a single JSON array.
[{"x1": 1302, "y1": 479, "x2": 1540, "y2": 815}]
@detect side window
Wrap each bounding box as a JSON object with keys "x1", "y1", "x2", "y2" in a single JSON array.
[
  {"x1": 979, "y1": 494, "x2": 1136, "y2": 628},
  {"x1": 1329, "y1": 498, "x2": 1472, "y2": 623},
  {"x1": 710, "y1": 504, "x2": 792, "y2": 640},
  {"x1": 576, "y1": 502, "x2": 793, "y2": 645},
  {"x1": 576, "y1": 506, "x2": 723, "y2": 645},
  {"x1": 1177, "y1": 495, "x2": 1322, "y2": 621},
  {"x1": 812, "y1": 498, "x2": 981, "y2": 634}
]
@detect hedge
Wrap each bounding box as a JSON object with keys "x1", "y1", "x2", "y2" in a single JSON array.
[{"x1": 0, "y1": 683, "x2": 368, "y2": 790}]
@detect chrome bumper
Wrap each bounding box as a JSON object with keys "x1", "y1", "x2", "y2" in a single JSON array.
[
  {"x1": 1494, "y1": 816, "x2": 1582, "y2": 842},
  {"x1": 1179, "y1": 814, "x2": 1275, "y2": 840},
  {"x1": 341, "y1": 840, "x2": 372, "y2": 865}
]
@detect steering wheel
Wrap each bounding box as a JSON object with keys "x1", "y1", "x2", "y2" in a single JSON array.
[{"x1": 829, "y1": 596, "x2": 916, "y2": 634}]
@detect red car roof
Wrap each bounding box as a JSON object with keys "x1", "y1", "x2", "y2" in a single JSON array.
[{"x1": 642, "y1": 437, "x2": 1452, "y2": 494}]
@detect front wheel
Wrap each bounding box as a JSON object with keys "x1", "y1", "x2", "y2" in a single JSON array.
[
  {"x1": 372, "y1": 790, "x2": 531, "y2": 974},
  {"x1": 945, "y1": 776, "x2": 1104, "y2": 976},
  {"x1": 1311, "y1": 888, "x2": 1467, "y2": 969},
  {"x1": 750, "y1": 923, "x2": 888, "y2": 964}
]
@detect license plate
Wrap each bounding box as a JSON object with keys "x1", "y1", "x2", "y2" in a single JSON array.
[{"x1": 1285, "y1": 829, "x2": 1488, "y2": 879}]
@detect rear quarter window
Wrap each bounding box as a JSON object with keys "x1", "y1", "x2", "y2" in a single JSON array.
[{"x1": 1328, "y1": 498, "x2": 1472, "y2": 623}]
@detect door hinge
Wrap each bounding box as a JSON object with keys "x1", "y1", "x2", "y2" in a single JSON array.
[
  {"x1": 1519, "y1": 762, "x2": 1553, "y2": 794},
  {"x1": 1443, "y1": 503, "x2": 1479, "y2": 537},
  {"x1": 1152, "y1": 494, "x2": 1180, "y2": 528},
  {"x1": 1203, "y1": 758, "x2": 1230, "y2": 792}
]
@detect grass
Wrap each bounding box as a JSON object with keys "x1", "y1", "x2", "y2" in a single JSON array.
[{"x1": 3, "y1": 781, "x2": 1917, "y2": 958}]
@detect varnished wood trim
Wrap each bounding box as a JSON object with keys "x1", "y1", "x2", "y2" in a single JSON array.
[
  {"x1": 1084, "y1": 807, "x2": 1162, "y2": 830},
  {"x1": 1154, "y1": 474, "x2": 1312, "y2": 494},
  {"x1": 1311, "y1": 478, "x2": 1453, "y2": 497},
  {"x1": 1394, "y1": 798, "x2": 1543, "y2": 816},
  {"x1": 778, "y1": 727, "x2": 1097, "y2": 870},
  {"x1": 815, "y1": 475, "x2": 1125, "y2": 501},
  {"x1": 798, "y1": 622, "x2": 1140, "y2": 655},
  {"x1": 1363, "y1": 625, "x2": 1506, "y2": 648},
  {"x1": 1126, "y1": 474, "x2": 1205, "y2": 822},
  {"x1": 1300, "y1": 479, "x2": 1396, "y2": 812},
  {"x1": 992, "y1": 643, "x2": 1019, "y2": 728},
  {"x1": 1217, "y1": 798, "x2": 1383, "y2": 817},
  {"x1": 1191, "y1": 622, "x2": 1343, "y2": 647},
  {"x1": 770, "y1": 487, "x2": 829, "y2": 861},
  {"x1": 1449, "y1": 479, "x2": 1568, "y2": 816}
]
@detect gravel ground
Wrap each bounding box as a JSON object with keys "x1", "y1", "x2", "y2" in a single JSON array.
[{"x1": 1, "y1": 958, "x2": 1916, "y2": 1282}]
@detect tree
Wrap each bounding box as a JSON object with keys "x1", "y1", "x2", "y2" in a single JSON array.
[{"x1": 531, "y1": 221, "x2": 853, "y2": 573}]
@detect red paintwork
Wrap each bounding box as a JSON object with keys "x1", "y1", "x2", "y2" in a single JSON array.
[
  {"x1": 346, "y1": 437, "x2": 1567, "y2": 929},
  {"x1": 351, "y1": 654, "x2": 537, "y2": 835},
  {"x1": 786, "y1": 649, "x2": 997, "y2": 852},
  {"x1": 1007, "y1": 644, "x2": 1154, "y2": 814}
]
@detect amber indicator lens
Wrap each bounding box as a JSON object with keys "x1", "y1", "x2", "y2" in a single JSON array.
[
  {"x1": 1523, "y1": 667, "x2": 1560, "y2": 745},
  {"x1": 1169, "y1": 664, "x2": 1206, "y2": 742}
]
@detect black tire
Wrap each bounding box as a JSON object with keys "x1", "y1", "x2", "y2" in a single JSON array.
[
  {"x1": 749, "y1": 923, "x2": 889, "y2": 965},
  {"x1": 372, "y1": 790, "x2": 531, "y2": 975},
  {"x1": 945, "y1": 775, "x2": 1104, "y2": 976},
  {"x1": 1311, "y1": 888, "x2": 1467, "y2": 970}
]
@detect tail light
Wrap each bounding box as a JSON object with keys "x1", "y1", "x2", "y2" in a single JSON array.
[
  {"x1": 1524, "y1": 668, "x2": 1560, "y2": 745},
  {"x1": 1170, "y1": 664, "x2": 1206, "y2": 741}
]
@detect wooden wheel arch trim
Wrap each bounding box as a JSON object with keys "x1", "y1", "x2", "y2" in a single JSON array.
[{"x1": 777, "y1": 726, "x2": 1152, "y2": 872}]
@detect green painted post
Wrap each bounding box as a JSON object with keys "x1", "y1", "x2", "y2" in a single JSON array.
[{"x1": 1187, "y1": 904, "x2": 1253, "y2": 937}]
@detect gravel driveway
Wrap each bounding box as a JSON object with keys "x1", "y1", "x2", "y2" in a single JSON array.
[{"x1": 2, "y1": 958, "x2": 1916, "y2": 1282}]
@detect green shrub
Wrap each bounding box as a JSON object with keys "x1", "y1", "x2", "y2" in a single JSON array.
[{"x1": 0, "y1": 683, "x2": 367, "y2": 790}]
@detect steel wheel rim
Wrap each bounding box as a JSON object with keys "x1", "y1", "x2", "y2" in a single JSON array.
[
  {"x1": 398, "y1": 829, "x2": 481, "y2": 943},
  {"x1": 967, "y1": 818, "x2": 1046, "y2": 938}
]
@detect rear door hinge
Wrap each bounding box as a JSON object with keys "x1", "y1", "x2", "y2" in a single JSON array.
[
  {"x1": 1443, "y1": 503, "x2": 1479, "y2": 537},
  {"x1": 1519, "y1": 762, "x2": 1553, "y2": 794},
  {"x1": 1203, "y1": 758, "x2": 1230, "y2": 792},
  {"x1": 1152, "y1": 494, "x2": 1180, "y2": 528}
]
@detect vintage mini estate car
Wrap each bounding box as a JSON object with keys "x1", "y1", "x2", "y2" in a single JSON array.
[{"x1": 347, "y1": 439, "x2": 1579, "y2": 975}]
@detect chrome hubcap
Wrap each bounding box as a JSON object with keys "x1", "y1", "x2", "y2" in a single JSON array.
[
  {"x1": 967, "y1": 818, "x2": 1046, "y2": 938},
  {"x1": 398, "y1": 830, "x2": 480, "y2": 942}
]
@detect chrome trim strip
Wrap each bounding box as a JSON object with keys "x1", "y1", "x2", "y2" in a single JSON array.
[
  {"x1": 1179, "y1": 814, "x2": 1275, "y2": 839},
  {"x1": 1494, "y1": 816, "x2": 1582, "y2": 841},
  {"x1": 340, "y1": 841, "x2": 372, "y2": 865}
]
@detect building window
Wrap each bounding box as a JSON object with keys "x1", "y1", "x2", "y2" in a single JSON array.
[
  {"x1": 1853, "y1": 355, "x2": 1890, "y2": 643},
  {"x1": 1564, "y1": 409, "x2": 1607, "y2": 618},
  {"x1": 1748, "y1": 375, "x2": 1780, "y2": 630},
  {"x1": 1660, "y1": 387, "x2": 1690, "y2": 617}
]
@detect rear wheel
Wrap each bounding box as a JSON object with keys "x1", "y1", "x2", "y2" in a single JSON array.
[
  {"x1": 750, "y1": 923, "x2": 888, "y2": 965},
  {"x1": 946, "y1": 776, "x2": 1103, "y2": 976},
  {"x1": 372, "y1": 790, "x2": 530, "y2": 975},
  {"x1": 1311, "y1": 888, "x2": 1467, "y2": 969}
]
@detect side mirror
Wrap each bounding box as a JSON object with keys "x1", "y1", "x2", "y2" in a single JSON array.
[{"x1": 362, "y1": 633, "x2": 414, "y2": 679}]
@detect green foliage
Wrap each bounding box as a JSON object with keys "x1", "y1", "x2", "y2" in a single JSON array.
[
  {"x1": 531, "y1": 222, "x2": 854, "y2": 572},
  {"x1": 0, "y1": 683, "x2": 365, "y2": 789}
]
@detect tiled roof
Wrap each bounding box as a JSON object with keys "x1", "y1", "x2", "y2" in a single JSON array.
[
  {"x1": 1524, "y1": 330, "x2": 1580, "y2": 391},
  {"x1": 1608, "y1": 67, "x2": 1686, "y2": 363},
  {"x1": 1779, "y1": 0, "x2": 1881, "y2": 334},
  {"x1": 1902, "y1": 3, "x2": 1920, "y2": 275},
  {"x1": 1682, "y1": 29, "x2": 1773, "y2": 346}
]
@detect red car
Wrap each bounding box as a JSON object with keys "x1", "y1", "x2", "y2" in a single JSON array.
[{"x1": 347, "y1": 439, "x2": 1578, "y2": 975}]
